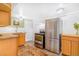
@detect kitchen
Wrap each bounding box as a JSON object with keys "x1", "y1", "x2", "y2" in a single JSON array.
[{"x1": 0, "y1": 3, "x2": 79, "y2": 56}]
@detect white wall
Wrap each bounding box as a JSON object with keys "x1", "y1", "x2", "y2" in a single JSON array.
[{"x1": 61, "y1": 12, "x2": 79, "y2": 34}]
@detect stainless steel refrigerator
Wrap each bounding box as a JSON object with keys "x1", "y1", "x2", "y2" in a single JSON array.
[{"x1": 45, "y1": 18, "x2": 62, "y2": 54}]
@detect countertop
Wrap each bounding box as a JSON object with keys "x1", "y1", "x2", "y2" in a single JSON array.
[
  {"x1": 0, "y1": 33, "x2": 18, "y2": 39},
  {"x1": 62, "y1": 34, "x2": 79, "y2": 38}
]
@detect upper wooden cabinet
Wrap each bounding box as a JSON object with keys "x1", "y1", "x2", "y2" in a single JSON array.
[
  {"x1": 0, "y1": 3, "x2": 11, "y2": 26},
  {"x1": 0, "y1": 3, "x2": 11, "y2": 12},
  {"x1": 0, "y1": 11, "x2": 11, "y2": 26}
]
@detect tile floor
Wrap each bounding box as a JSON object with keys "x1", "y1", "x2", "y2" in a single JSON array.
[{"x1": 18, "y1": 41, "x2": 59, "y2": 56}]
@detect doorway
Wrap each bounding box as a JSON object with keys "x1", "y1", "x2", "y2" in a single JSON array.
[{"x1": 24, "y1": 19, "x2": 34, "y2": 42}]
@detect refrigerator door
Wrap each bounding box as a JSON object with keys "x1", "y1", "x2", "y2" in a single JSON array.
[
  {"x1": 50, "y1": 38, "x2": 60, "y2": 53},
  {"x1": 51, "y1": 39, "x2": 55, "y2": 52},
  {"x1": 50, "y1": 20, "x2": 60, "y2": 53},
  {"x1": 45, "y1": 20, "x2": 55, "y2": 50}
]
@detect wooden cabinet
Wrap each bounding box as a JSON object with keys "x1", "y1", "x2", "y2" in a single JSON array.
[
  {"x1": 0, "y1": 34, "x2": 18, "y2": 56},
  {"x1": 13, "y1": 33, "x2": 25, "y2": 46},
  {"x1": 18, "y1": 33, "x2": 25, "y2": 46},
  {"x1": 62, "y1": 39, "x2": 71, "y2": 55},
  {"x1": 72, "y1": 41, "x2": 79, "y2": 55},
  {"x1": 0, "y1": 3, "x2": 11, "y2": 26},
  {"x1": 0, "y1": 3, "x2": 11, "y2": 12},
  {"x1": 62, "y1": 35, "x2": 79, "y2": 56},
  {"x1": 0, "y1": 11, "x2": 11, "y2": 26}
]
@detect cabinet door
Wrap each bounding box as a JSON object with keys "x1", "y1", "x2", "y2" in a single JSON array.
[
  {"x1": 0, "y1": 37, "x2": 17, "y2": 56},
  {"x1": 0, "y1": 11, "x2": 10, "y2": 26},
  {"x1": 71, "y1": 41, "x2": 79, "y2": 56},
  {"x1": 0, "y1": 3, "x2": 11, "y2": 12},
  {"x1": 18, "y1": 33, "x2": 25, "y2": 46},
  {"x1": 62, "y1": 39, "x2": 71, "y2": 55}
]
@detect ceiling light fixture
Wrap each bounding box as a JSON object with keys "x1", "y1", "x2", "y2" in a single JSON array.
[
  {"x1": 56, "y1": 4, "x2": 64, "y2": 14},
  {"x1": 56, "y1": 8, "x2": 64, "y2": 13}
]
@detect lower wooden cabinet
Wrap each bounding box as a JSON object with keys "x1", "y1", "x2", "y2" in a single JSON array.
[
  {"x1": 71, "y1": 41, "x2": 79, "y2": 56},
  {"x1": 0, "y1": 35, "x2": 18, "y2": 56},
  {"x1": 62, "y1": 35, "x2": 79, "y2": 56},
  {"x1": 62, "y1": 39, "x2": 71, "y2": 55},
  {"x1": 13, "y1": 32, "x2": 25, "y2": 46},
  {"x1": 18, "y1": 33, "x2": 25, "y2": 46}
]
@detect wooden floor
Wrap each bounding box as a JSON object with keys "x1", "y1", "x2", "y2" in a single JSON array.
[{"x1": 18, "y1": 41, "x2": 59, "y2": 56}]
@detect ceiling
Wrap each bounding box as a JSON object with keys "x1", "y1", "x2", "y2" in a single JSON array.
[{"x1": 12, "y1": 3, "x2": 79, "y2": 18}]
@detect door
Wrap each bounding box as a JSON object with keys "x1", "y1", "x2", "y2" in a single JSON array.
[{"x1": 24, "y1": 19, "x2": 34, "y2": 41}]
